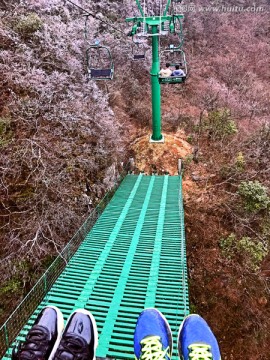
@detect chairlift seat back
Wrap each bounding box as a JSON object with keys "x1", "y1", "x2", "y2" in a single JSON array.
[{"x1": 86, "y1": 44, "x2": 114, "y2": 80}]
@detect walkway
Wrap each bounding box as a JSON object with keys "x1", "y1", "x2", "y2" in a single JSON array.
[{"x1": 3, "y1": 174, "x2": 189, "y2": 360}]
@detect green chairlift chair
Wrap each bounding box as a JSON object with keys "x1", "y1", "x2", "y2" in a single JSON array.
[
  {"x1": 132, "y1": 35, "x2": 147, "y2": 60},
  {"x1": 86, "y1": 43, "x2": 114, "y2": 80},
  {"x1": 159, "y1": 46, "x2": 187, "y2": 84}
]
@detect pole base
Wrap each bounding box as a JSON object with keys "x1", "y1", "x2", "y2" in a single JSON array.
[{"x1": 149, "y1": 134, "x2": 165, "y2": 143}]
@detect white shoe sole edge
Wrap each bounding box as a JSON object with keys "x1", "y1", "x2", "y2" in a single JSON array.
[
  {"x1": 177, "y1": 314, "x2": 200, "y2": 359},
  {"x1": 47, "y1": 306, "x2": 64, "y2": 360}
]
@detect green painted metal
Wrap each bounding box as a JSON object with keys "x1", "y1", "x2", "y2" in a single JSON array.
[
  {"x1": 72, "y1": 175, "x2": 143, "y2": 310},
  {"x1": 159, "y1": 76, "x2": 186, "y2": 84},
  {"x1": 126, "y1": 15, "x2": 184, "y2": 25},
  {"x1": 131, "y1": 0, "x2": 181, "y2": 19},
  {"x1": 2, "y1": 175, "x2": 189, "y2": 360},
  {"x1": 151, "y1": 25, "x2": 162, "y2": 141},
  {"x1": 126, "y1": 8, "x2": 184, "y2": 141},
  {"x1": 97, "y1": 176, "x2": 156, "y2": 353},
  {"x1": 163, "y1": 0, "x2": 172, "y2": 16},
  {"x1": 144, "y1": 175, "x2": 168, "y2": 306},
  {"x1": 135, "y1": 0, "x2": 144, "y2": 17}
]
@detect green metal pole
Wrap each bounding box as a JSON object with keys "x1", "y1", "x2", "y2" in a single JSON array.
[
  {"x1": 135, "y1": 0, "x2": 145, "y2": 16},
  {"x1": 163, "y1": 0, "x2": 172, "y2": 16},
  {"x1": 151, "y1": 25, "x2": 162, "y2": 141}
]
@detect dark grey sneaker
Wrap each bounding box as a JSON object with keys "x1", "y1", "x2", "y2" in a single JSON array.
[
  {"x1": 52, "y1": 309, "x2": 98, "y2": 360},
  {"x1": 12, "y1": 306, "x2": 64, "y2": 360}
]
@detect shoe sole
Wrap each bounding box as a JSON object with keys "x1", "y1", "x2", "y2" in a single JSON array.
[
  {"x1": 142, "y1": 308, "x2": 173, "y2": 358},
  {"x1": 47, "y1": 306, "x2": 64, "y2": 360},
  {"x1": 65, "y1": 308, "x2": 99, "y2": 360},
  {"x1": 177, "y1": 314, "x2": 200, "y2": 359}
]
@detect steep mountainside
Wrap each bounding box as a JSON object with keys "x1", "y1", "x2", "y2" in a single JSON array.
[{"x1": 0, "y1": 0, "x2": 270, "y2": 358}]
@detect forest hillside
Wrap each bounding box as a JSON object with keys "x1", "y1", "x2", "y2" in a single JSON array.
[{"x1": 0, "y1": 0, "x2": 270, "y2": 358}]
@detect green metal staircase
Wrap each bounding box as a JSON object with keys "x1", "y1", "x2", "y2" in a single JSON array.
[{"x1": 1, "y1": 174, "x2": 189, "y2": 360}]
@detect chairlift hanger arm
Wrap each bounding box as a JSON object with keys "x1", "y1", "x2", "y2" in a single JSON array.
[
  {"x1": 163, "y1": 0, "x2": 172, "y2": 16},
  {"x1": 126, "y1": 14, "x2": 183, "y2": 25},
  {"x1": 132, "y1": 0, "x2": 174, "y2": 17},
  {"x1": 135, "y1": 0, "x2": 145, "y2": 17}
]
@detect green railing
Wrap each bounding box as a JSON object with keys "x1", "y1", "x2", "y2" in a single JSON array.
[{"x1": 0, "y1": 170, "x2": 127, "y2": 358}]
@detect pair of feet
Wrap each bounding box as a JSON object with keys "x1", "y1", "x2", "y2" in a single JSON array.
[
  {"x1": 12, "y1": 307, "x2": 221, "y2": 360},
  {"x1": 135, "y1": 308, "x2": 221, "y2": 360},
  {"x1": 12, "y1": 307, "x2": 97, "y2": 360}
]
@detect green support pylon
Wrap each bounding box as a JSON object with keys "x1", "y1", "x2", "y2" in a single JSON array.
[
  {"x1": 150, "y1": 25, "x2": 162, "y2": 141},
  {"x1": 126, "y1": 2, "x2": 184, "y2": 142}
]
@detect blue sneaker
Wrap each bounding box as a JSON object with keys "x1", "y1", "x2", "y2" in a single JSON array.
[
  {"x1": 178, "y1": 314, "x2": 221, "y2": 360},
  {"x1": 134, "y1": 308, "x2": 172, "y2": 360}
]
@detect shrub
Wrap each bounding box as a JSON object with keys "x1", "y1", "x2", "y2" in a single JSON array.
[
  {"x1": 0, "y1": 279, "x2": 21, "y2": 295},
  {"x1": 205, "y1": 108, "x2": 238, "y2": 140},
  {"x1": 220, "y1": 233, "x2": 267, "y2": 270},
  {"x1": 238, "y1": 180, "x2": 270, "y2": 212},
  {"x1": 235, "y1": 151, "x2": 245, "y2": 172},
  {"x1": 220, "y1": 233, "x2": 236, "y2": 259},
  {"x1": 0, "y1": 117, "x2": 13, "y2": 147},
  {"x1": 184, "y1": 154, "x2": 194, "y2": 166},
  {"x1": 237, "y1": 237, "x2": 267, "y2": 270},
  {"x1": 14, "y1": 13, "x2": 43, "y2": 37}
]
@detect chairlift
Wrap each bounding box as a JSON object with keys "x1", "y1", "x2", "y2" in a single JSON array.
[
  {"x1": 159, "y1": 46, "x2": 187, "y2": 84},
  {"x1": 132, "y1": 35, "x2": 147, "y2": 60},
  {"x1": 167, "y1": 45, "x2": 187, "y2": 73},
  {"x1": 86, "y1": 42, "x2": 114, "y2": 80}
]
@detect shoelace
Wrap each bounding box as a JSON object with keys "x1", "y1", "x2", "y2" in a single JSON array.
[
  {"x1": 188, "y1": 344, "x2": 213, "y2": 360},
  {"x1": 12, "y1": 325, "x2": 49, "y2": 360},
  {"x1": 54, "y1": 334, "x2": 90, "y2": 360},
  {"x1": 139, "y1": 335, "x2": 170, "y2": 360}
]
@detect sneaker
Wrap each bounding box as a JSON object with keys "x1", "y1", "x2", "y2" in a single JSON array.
[
  {"x1": 52, "y1": 309, "x2": 98, "y2": 360},
  {"x1": 134, "y1": 308, "x2": 172, "y2": 360},
  {"x1": 178, "y1": 314, "x2": 221, "y2": 360},
  {"x1": 12, "y1": 306, "x2": 64, "y2": 360}
]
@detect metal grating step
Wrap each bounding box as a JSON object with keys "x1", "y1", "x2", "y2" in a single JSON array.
[{"x1": 3, "y1": 175, "x2": 189, "y2": 360}]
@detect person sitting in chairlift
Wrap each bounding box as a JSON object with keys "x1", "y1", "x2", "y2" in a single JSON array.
[
  {"x1": 159, "y1": 63, "x2": 172, "y2": 78},
  {"x1": 171, "y1": 64, "x2": 185, "y2": 77}
]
